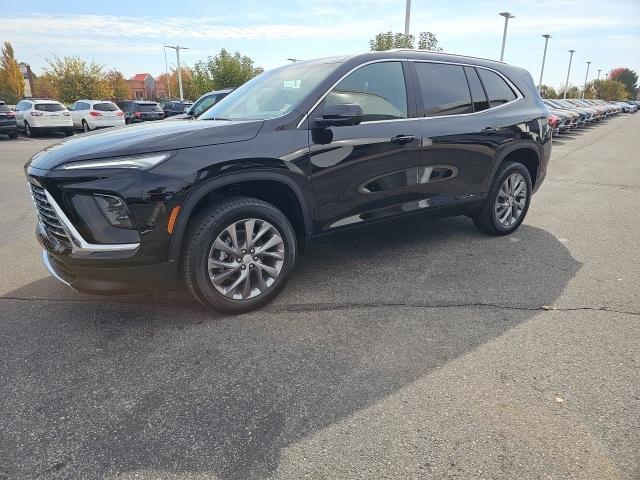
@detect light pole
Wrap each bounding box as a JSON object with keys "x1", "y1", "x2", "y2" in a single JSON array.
[
  {"x1": 162, "y1": 46, "x2": 171, "y2": 100},
  {"x1": 605, "y1": 73, "x2": 609, "y2": 80},
  {"x1": 581, "y1": 61, "x2": 591, "y2": 99},
  {"x1": 164, "y1": 45, "x2": 189, "y2": 101},
  {"x1": 538, "y1": 34, "x2": 552, "y2": 90},
  {"x1": 597, "y1": 69, "x2": 601, "y2": 80},
  {"x1": 499, "y1": 12, "x2": 515, "y2": 61},
  {"x1": 286, "y1": 58, "x2": 301, "y2": 62},
  {"x1": 404, "y1": 0, "x2": 412, "y2": 36},
  {"x1": 563, "y1": 49, "x2": 575, "y2": 99}
]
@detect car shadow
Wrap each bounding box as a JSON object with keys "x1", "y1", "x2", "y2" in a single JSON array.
[{"x1": 1, "y1": 217, "x2": 581, "y2": 479}]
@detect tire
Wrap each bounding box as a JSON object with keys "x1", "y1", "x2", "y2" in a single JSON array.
[
  {"x1": 8, "y1": 131, "x2": 17, "y2": 139},
  {"x1": 82, "y1": 120, "x2": 90, "y2": 133},
  {"x1": 24, "y1": 121, "x2": 33, "y2": 137},
  {"x1": 472, "y1": 161, "x2": 532, "y2": 235},
  {"x1": 65, "y1": 129, "x2": 74, "y2": 137},
  {"x1": 182, "y1": 196, "x2": 297, "y2": 314}
]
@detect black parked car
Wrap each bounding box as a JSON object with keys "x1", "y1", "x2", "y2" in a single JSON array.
[
  {"x1": 160, "y1": 100, "x2": 193, "y2": 117},
  {"x1": 0, "y1": 102, "x2": 18, "y2": 139},
  {"x1": 25, "y1": 51, "x2": 552, "y2": 313},
  {"x1": 115, "y1": 100, "x2": 164, "y2": 123},
  {"x1": 165, "y1": 89, "x2": 232, "y2": 120}
]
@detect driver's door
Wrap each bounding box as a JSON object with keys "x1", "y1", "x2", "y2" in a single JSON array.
[{"x1": 309, "y1": 61, "x2": 422, "y2": 236}]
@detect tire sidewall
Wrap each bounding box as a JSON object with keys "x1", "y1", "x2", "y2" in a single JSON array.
[
  {"x1": 82, "y1": 120, "x2": 89, "y2": 132},
  {"x1": 489, "y1": 162, "x2": 532, "y2": 234},
  {"x1": 189, "y1": 202, "x2": 297, "y2": 313}
]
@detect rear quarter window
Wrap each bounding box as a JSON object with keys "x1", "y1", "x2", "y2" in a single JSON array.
[{"x1": 477, "y1": 69, "x2": 517, "y2": 108}]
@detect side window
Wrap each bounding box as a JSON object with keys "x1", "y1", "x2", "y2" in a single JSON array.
[
  {"x1": 414, "y1": 63, "x2": 472, "y2": 116},
  {"x1": 464, "y1": 67, "x2": 489, "y2": 112},
  {"x1": 81, "y1": 102, "x2": 90, "y2": 110},
  {"x1": 193, "y1": 95, "x2": 217, "y2": 116},
  {"x1": 325, "y1": 62, "x2": 407, "y2": 122},
  {"x1": 477, "y1": 69, "x2": 517, "y2": 108}
]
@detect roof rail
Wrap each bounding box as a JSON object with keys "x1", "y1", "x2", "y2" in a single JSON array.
[{"x1": 384, "y1": 49, "x2": 507, "y2": 64}]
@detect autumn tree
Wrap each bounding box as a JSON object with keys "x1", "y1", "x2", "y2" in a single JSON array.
[
  {"x1": 608, "y1": 68, "x2": 638, "y2": 98},
  {"x1": 31, "y1": 73, "x2": 59, "y2": 99},
  {"x1": 539, "y1": 84, "x2": 557, "y2": 99},
  {"x1": 590, "y1": 79, "x2": 629, "y2": 100},
  {"x1": 0, "y1": 42, "x2": 25, "y2": 104},
  {"x1": 44, "y1": 55, "x2": 113, "y2": 103},
  {"x1": 557, "y1": 85, "x2": 581, "y2": 99},
  {"x1": 191, "y1": 49, "x2": 263, "y2": 97},
  {"x1": 369, "y1": 31, "x2": 442, "y2": 51},
  {"x1": 105, "y1": 70, "x2": 129, "y2": 99}
]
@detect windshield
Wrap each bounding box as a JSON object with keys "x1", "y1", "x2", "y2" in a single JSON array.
[{"x1": 199, "y1": 61, "x2": 340, "y2": 121}]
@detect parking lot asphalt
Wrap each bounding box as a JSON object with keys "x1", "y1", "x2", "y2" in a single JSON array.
[{"x1": 1, "y1": 116, "x2": 639, "y2": 480}]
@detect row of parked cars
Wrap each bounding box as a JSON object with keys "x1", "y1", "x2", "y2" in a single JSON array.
[
  {"x1": 543, "y1": 98, "x2": 639, "y2": 134},
  {"x1": 0, "y1": 88, "x2": 233, "y2": 138}
]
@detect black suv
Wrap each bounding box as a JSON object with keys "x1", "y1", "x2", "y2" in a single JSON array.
[
  {"x1": 165, "y1": 89, "x2": 233, "y2": 120},
  {"x1": 0, "y1": 101, "x2": 18, "y2": 139},
  {"x1": 115, "y1": 101, "x2": 165, "y2": 123},
  {"x1": 25, "y1": 51, "x2": 551, "y2": 313},
  {"x1": 160, "y1": 100, "x2": 193, "y2": 117}
]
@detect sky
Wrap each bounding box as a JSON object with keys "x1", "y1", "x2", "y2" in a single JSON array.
[{"x1": 2, "y1": 0, "x2": 639, "y2": 90}]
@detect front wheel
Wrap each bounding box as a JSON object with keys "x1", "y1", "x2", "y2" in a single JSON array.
[
  {"x1": 182, "y1": 196, "x2": 297, "y2": 314},
  {"x1": 472, "y1": 161, "x2": 532, "y2": 235}
]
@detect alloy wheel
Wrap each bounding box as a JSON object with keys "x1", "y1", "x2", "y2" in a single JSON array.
[
  {"x1": 495, "y1": 173, "x2": 527, "y2": 227},
  {"x1": 207, "y1": 218, "x2": 285, "y2": 300}
]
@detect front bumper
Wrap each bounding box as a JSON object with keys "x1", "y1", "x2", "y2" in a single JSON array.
[{"x1": 42, "y1": 249, "x2": 179, "y2": 294}]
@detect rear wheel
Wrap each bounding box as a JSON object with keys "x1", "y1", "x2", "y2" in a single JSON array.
[
  {"x1": 472, "y1": 161, "x2": 532, "y2": 235},
  {"x1": 182, "y1": 196, "x2": 297, "y2": 314},
  {"x1": 82, "y1": 120, "x2": 90, "y2": 133}
]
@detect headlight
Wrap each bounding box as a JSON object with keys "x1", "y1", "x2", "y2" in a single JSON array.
[{"x1": 57, "y1": 151, "x2": 173, "y2": 170}]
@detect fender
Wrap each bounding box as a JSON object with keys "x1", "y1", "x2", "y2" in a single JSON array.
[
  {"x1": 484, "y1": 140, "x2": 541, "y2": 192},
  {"x1": 168, "y1": 170, "x2": 315, "y2": 262}
]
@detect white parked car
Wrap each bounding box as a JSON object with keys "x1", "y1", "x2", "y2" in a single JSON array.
[
  {"x1": 14, "y1": 99, "x2": 73, "y2": 137},
  {"x1": 69, "y1": 100, "x2": 125, "y2": 132}
]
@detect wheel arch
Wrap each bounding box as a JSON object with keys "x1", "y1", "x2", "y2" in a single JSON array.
[
  {"x1": 168, "y1": 171, "x2": 314, "y2": 262},
  {"x1": 487, "y1": 143, "x2": 541, "y2": 191}
]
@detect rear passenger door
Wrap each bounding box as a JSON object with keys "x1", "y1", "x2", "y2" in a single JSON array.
[{"x1": 411, "y1": 62, "x2": 519, "y2": 205}]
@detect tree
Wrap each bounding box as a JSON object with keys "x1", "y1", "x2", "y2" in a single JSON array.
[
  {"x1": 608, "y1": 68, "x2": 637, "y2": 98},
  {"x1": 191, "y1": 49, "x2": 263, "y2": 97},
  {"x1": 105, "y1": 70, "x2": 129, "y2": 99},
  {"x1": 557, "y1": 85, "x2": 581, "y2": 99},
  {"x1": 590, "y1": 79, "x2": 629, "y2": 101},
  {"x1": 158, "y1": 67, "x2": 195, "y2": 100},
  {"x1": 31, "y1": 73, "x2": 59, "y2": 99},
  {"x1": 369, "y1": 31, "x2": 442, "y2": 51},
  {"x1": 43, "y1": 55, "x2": 113, "y2": 103},
  {"x1": 0, "y1": 42, "x2": 25, "y2": 104},
  {"x1": 539, "y1": 85, "x2": 557, "y2": 99}
]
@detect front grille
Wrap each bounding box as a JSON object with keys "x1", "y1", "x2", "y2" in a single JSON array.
[{"x1": 29, "y1": 184, "x2": 71, "y2": 248}]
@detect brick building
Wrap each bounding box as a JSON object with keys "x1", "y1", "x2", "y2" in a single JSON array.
[{"x1": 126, "y1": 73, "x2": 168, "y2": 101}]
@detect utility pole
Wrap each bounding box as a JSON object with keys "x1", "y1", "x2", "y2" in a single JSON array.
[
  {"x1": 582, "y1": 61, "x2": 591, "y2": 99},
  {"x1": 538, "y1": 34, "x2": 552, "y2": 90},
  {"x1": 404, "y1": 0, "x2": 411, "y2": 37},
  {"x1": 563, "y1": 49, "x2": 575, "y2": 99},
  {"x1": 499, "y1": 12, "x2": 515, "y2": 61},
  {"x1": 164, "y1": 45, "x2": 189, "y2": 101},
  {"x1": 597, "y1": 69, "x2": 601, "y2": 80},
  {"x1": 163, "y1": 45, "x2": 171, "y2": 100}
]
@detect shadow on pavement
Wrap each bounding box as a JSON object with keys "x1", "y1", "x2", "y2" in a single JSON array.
[{"x1": 1, "y1": 217, "x2": 581, "y2": 479}]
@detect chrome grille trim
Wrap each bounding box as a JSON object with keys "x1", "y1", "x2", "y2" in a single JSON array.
[{"x1": 29, "y1": 183, "x2": 72, "y2": 248}]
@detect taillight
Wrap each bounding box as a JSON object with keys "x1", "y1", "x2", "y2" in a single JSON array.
[
  {"x1": 134, "y1": 112, "x2": 141, "y2": 118},
  {"x1": 548, "y1": 114, "x2": 558, "y2": 128},
  {"x1": 6, "y1": 111, "x2": 15, "y2": 117},
  {"x1": 30, "y1": 111, "x2": 43, "y2": 117},
  {"x1": 116, "y1": 111, "x2": 124, "y2": 116},
  {"x1": 89, "y1": 111, "x2": 102, "y2": 117}
]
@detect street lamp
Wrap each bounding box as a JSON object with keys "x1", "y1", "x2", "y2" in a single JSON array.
[
  {"x1": 605, "y1": 73, "x2": 609, "y2": 80},
  {"x1": 563, "y1": 49, "x2": 575, "y2": 99},
  {"x1": 538, "y1": 34, "x2": 552, "y2": 90},
  {"x1": 582, "y1": 61, "x2": 591, "y2": 99},
  {"x1": 499, "y1": 12, "x2": 515, "y2": 61},
  {"x1": 597, "y1": 69, "x2": 601, "y2": 80},
  {"x1": 164, "y1": 45, "x2": 189, "y2": 101},
  {"x1": 286, "y1": 58, "x2": 301, "y2": 62},
  {"x1": 404, "y1": 0, "x2": 412, "y2": 36}
]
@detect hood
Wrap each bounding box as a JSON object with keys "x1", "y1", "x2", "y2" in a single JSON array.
[{"x1": 28, "y1": 119, "x2": 263, "y2": 170}]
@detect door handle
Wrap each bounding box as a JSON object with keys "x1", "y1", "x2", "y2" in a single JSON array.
[
  {"x1": 482, "y1": 127, "x2": 500, "y2": 135},
  {"x1": 391, "y1": 135, "x2": 416, "y2": 145}
]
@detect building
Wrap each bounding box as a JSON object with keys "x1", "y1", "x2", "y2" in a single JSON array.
[
  {"x1": 18, "y1": 62, "x2": 34, "y2": 98},
  {"x1": 125, "y1": 73, "x2": 168, "y2": 101}
]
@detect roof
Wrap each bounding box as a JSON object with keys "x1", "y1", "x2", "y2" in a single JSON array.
[{"x1": 131, "y1": 73, "x2": 151, "y2": 81}]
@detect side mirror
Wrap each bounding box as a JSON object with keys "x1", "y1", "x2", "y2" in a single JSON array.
[
  {"x1": 184, "y1": 107, "x2": 191, "y2": 114},
  {"x1": 314, "y1": 103, "x2": 363, "y2": 127}
]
